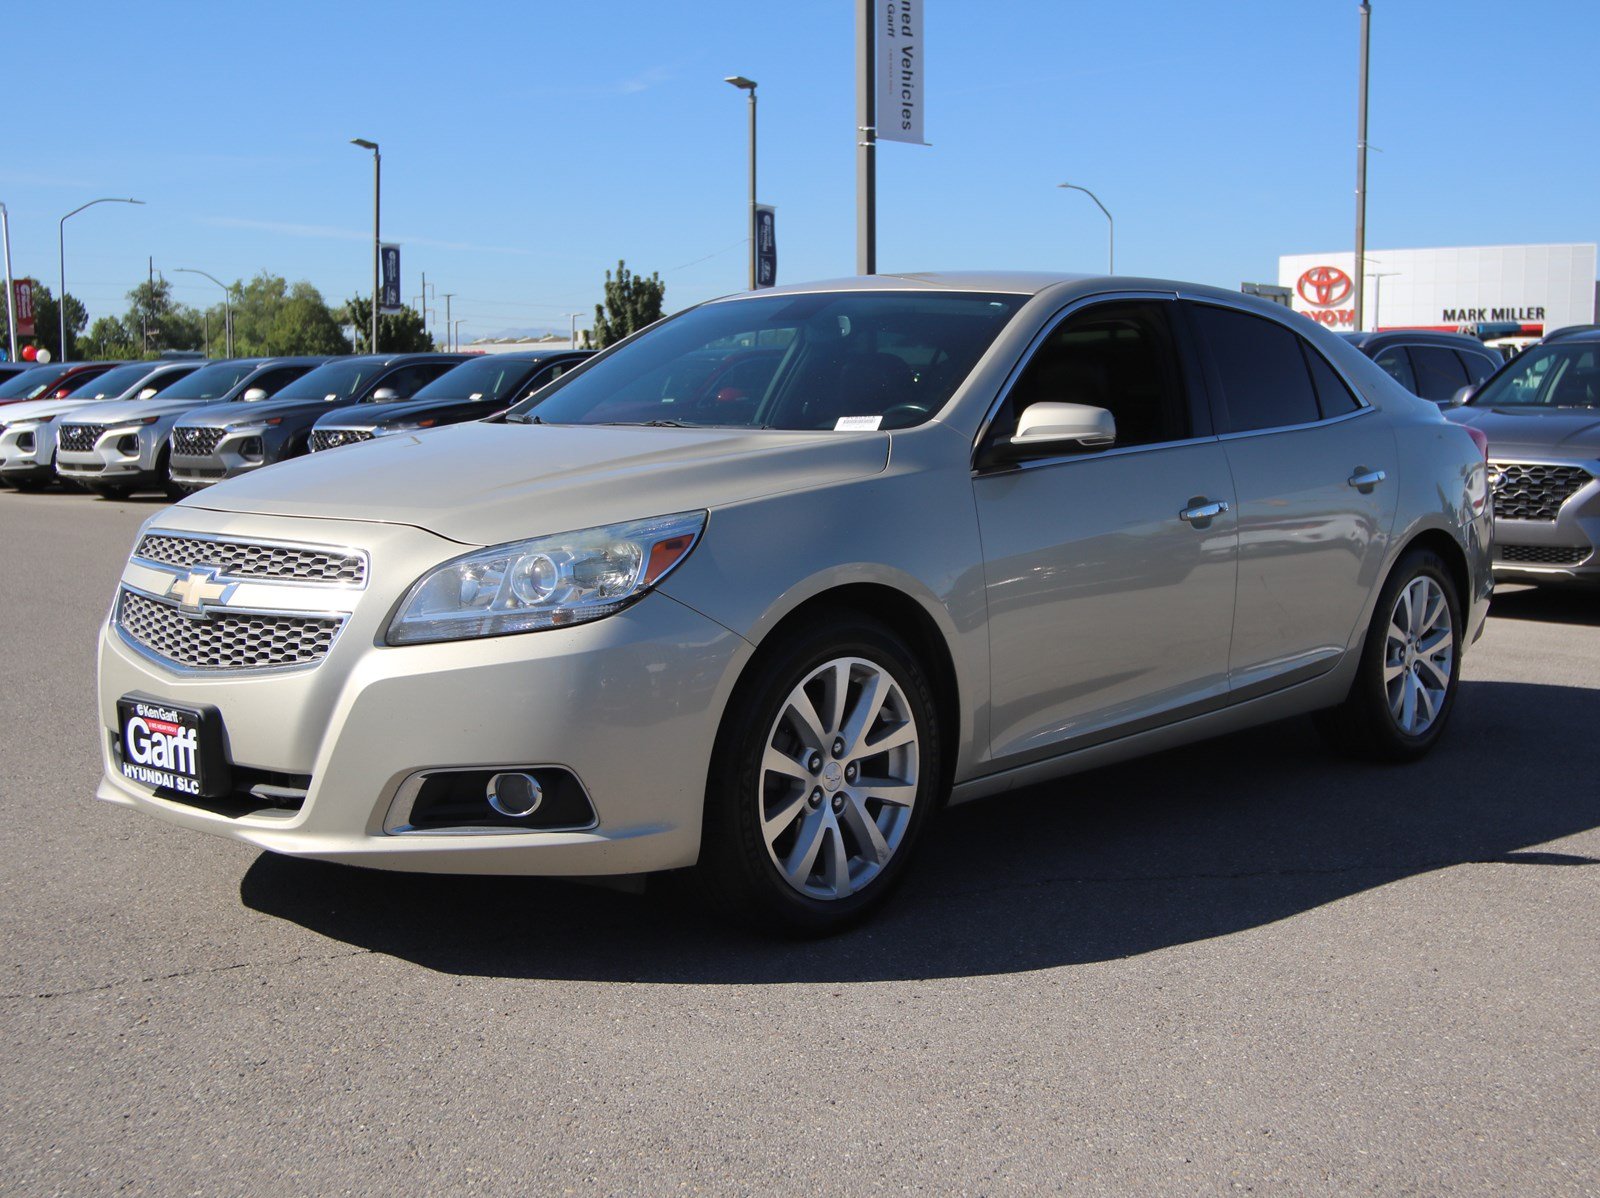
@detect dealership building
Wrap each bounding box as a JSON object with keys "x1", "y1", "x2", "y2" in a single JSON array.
[{"x1": 1276, "y1": 243, "x2": 1597, "y2": 336}]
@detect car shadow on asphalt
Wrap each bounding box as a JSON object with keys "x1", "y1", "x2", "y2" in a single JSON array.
[
  {"x1": 1485, "y1": 585, "x2": 1600, "y2": 627},
  {"x1": 240, "y1": 679, "x2": 1600, "y2": 982}
]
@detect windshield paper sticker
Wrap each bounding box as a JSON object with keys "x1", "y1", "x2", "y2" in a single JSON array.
[{"x1": 835, "y1": 415, "x2": 883, "y2": 431}]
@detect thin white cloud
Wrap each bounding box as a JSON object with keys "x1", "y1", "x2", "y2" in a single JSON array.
[
  {"x1": 201, "y1": 215, "x2": 538, "y2": 256},
  {"x1": 617, "y1": 65, "x2": 674, "y2": 94}
]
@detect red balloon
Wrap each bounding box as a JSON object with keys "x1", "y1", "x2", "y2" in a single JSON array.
[{"x1": 21, "y1": 345, "x2": 37, "y2": 361}]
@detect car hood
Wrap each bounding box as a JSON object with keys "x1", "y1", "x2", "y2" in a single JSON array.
[
  {"x1": 178, "y1": 396, "x2": 353, "y2": 428},
  {"x1": 61, "y1": 398, "x2": 218, "y2": 425},
  {"x1": 0, "y1": 396, "x2": 101, "y2": 423},
  {"x1": 186, "y1": 420, "x2": 892, "y2": 545},
  {"x1": 1444, "y1": 406, "x2": 1600, "y2": 459},
  {"x1": 317, "y1": 396, "x2": 495, "y2": 428}
]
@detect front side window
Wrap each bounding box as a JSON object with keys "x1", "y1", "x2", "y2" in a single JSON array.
[
  {"x1": 1471, "y1": 344, "x2": 1600, "y2": 409},
  {"x1": 155, "y1": 361, "x2": 257, "y2": 401},
  {"x1": 1372, "y1": 345, "x2": 1416, "y2": 392},
  {"x1": 505, "y1": 292, "x2": 1026, "y2": 430},
  {"x1": 1408, "y1": 346, "x2": 1469, "y2": 401},
  {"x1": 988, "y1": 300, "x2": 1190, "y2": 449},
  {"x1": 1189, "y1": 304, "x2": 1320, "y2": 432},
  {"x1": 63, "y1": 362, "x2": 154, "y2": 399}
]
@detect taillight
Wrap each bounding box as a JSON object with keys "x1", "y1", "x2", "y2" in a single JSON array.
[{"x1": 1463, "y1": 425, "x2": 1489, "y2": 461}]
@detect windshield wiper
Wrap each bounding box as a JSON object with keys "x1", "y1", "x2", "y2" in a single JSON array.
[{"x1": 505, "y1": 412, "x2": 543, "y2": 425}]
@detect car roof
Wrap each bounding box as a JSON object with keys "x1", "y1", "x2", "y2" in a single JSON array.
[{"x1": 1339, "y1": 329, "x2": 1495, "y2": 352}]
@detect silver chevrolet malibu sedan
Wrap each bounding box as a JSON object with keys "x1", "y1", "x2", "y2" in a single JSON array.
[{"x1": 97, "y1": 273, "x2": 1492, "y2": 933}]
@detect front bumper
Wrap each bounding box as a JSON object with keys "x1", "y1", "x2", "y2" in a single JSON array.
[
  {"x1": 0, "y1": 422, "x2": 57, "y2": 483},
  {"x1": 56, "y1": 425, "x2": 164, "y2": 486},
  {"x1": 95, "y1": 509, "x2": 749, "y2": 875},
  {"x1": 169, "y1": 427, "x2": 278, "y2": 488}
]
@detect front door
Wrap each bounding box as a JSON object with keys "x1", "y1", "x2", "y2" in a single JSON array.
[{"x1": 972, "y1": 298, "x2": 1239, "y2": 766}]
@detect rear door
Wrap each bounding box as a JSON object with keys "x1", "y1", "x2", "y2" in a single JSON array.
[
  {"x1": 972, "y1": 296, "x2": 1238, "y2": 764},
  {"x1": 1185, "y1": 301, "x2": 1397, "y2": 698}
]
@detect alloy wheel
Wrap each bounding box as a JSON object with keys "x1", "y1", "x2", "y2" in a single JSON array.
[
  {"x1": 1384, "y1": 576, "x2": 1455, "y2": 736},
  {"x1": 758, "y1": 656, "x2": 920, "y2": 900}
]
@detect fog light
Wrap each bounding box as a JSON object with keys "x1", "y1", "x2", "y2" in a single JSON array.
[
  {"x1": 239, "y1": 436, "x2": 263, "y2": 458},
  {"x1": 486, "y1": 772, "x2": 543, "y2": 818},
  {"x1": 117, "y1": 434, "x2": 138, "y2": 454}
]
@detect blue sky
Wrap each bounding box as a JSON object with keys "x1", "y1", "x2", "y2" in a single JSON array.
[{"x1": 3, "y1": 0, "x2": 1595, "y2": 342}]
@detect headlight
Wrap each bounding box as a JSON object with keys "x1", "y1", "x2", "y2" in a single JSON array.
[
  {"x1": 386, "y1": 511, "x2": 707, "y2": 645},
  {"x1": 225, "y1": 417, "x2": 282, "y2": 434}
]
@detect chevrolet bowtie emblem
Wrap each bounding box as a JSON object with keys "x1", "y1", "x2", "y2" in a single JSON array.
[{"x1": 166, "y1": 569, "x2": 231, "y2": 611}]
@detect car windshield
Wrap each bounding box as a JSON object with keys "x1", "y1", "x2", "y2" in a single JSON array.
[
  {"x1": 62, "y1": 362, "x2": 153, "y2": 399},
  {"x1": 155, "y1": 360, "x2": 258, "y2": 400},
  {"x1": 410, "y1": 357, "x2": 540, "y2": 403},
  {"x1": 270, "y1": 359, "x2": 377, "y2": 402},
  {"x1": 1472, "y1": 343, "x2": 1600, "y2": 409},
  {"x1": 0, "y1": 364, "x2": 73, "y2": 399},
  {"x1": 505, "y1": 292, "x2": 1027, "y2": 430}
]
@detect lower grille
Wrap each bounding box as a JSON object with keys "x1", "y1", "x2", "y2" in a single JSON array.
[
  {"x1": 1490, "y1": 461, "x2": 1594, "y2": 521},
  {"x1": 117, "y1": 588, "x2": 344, "y2": 670},
  {"x1": 58, "y1": 423, "x2": 106, "y2": 452},
  {"x1": 311, "y1": 428, "x2": 373, "y2": 452},
  {"x1": 172, "y1": 426, "x2": 225, "y2": 457},
  {"x1": 1498, "y1": 544, "x2": 1592, "y2": 566}
]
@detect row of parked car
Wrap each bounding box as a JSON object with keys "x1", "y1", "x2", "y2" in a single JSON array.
[{"x1": 0, "y1": 350, "x2": 590, "y2": 498}]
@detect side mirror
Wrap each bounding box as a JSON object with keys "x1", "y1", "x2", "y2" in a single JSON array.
[
  {"x1": 370, "y1": 387, "x2": 399, "y2": 402},
  {"x1": 241, "y1": 387, "x2": 269, "y2": 402},
  {"x1": 1011, "y1": 402, "x2": 1116, "y2": 450},
  {"x1": 1450, "y1": 384, "x2": 1476, "y2": 407},
  {"x1": 137, "y1": 387, "x2": 159, "y2": 400}
]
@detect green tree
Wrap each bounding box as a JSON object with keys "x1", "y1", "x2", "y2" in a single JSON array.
[
  {"x1": 342, "y1": 297, "x2": 433, "y2": 354},
  {"x1": 79, "y1": 315, "x2": 140, "y2": 360},
  {"x1": 123, "y1": 277, "x2": 204, "y2": 354},
  {"x1": 590, "y1": 259, "x2": 665, "y2": 348},
  {"x1": 2, "y1": 284, "x2": 88, "y2": 361},
  {"x1": 189, "y1": 274, "x2": 350, "y2": 357}
]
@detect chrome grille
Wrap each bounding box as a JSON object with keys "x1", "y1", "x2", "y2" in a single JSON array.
[
  {"x1": 135, "y1": 533, "x2": 367, "y2": 585},
  {"x1": 172, "y1": 426, "x2": 225, "y2": 457},
  {"x1": 311, "y1": 428, "x2": 373, "y2": 452},
  {"x1": 117, "y1": 589, "x2": 343, "y2": 670},
  {"x1": 1498, "y1": 544, "x2": 1592, "y2": 566},
  {"x1": 57, "y1": 423, "x2": 106, "y2": 452},
  {"x1": 1490, "y1": 462, "x2": 1594, "y2": 521}
]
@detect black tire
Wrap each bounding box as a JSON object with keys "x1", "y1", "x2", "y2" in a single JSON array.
[
  {"x1": 11, "y1": 477, "x2": 48, "y2": 492},
  {"x1": 90, "y1": 484, "x2": 133, "y2": 500},
  {"x1": 1316, "y1": 546, "x2": 1463, "y2": 762},
  {"x1": 698, "y1": 613, "x2": 944, "y2": 936}
]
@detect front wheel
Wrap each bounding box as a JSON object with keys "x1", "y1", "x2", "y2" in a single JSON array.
[
  {"x1": 698, "y1": 615, "x2": 943, "y2": 935},
  {"x1": 1317, "y1": 547, "x2": 1462, "y2": 761}
]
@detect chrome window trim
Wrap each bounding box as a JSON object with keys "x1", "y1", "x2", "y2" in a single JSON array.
[
  {"x1": 383, "y1": 766, "x2": 600, "y2": 836},
  {"x1": 1212, "y1": 403, "x2": 1378, "y2": 444},
  {"x1": 969, "y1": 288, "x2": 1184, "y2": 463},
  {"x1": 113, "y1": 582, "x2": 351, "y2": 676},
  {"x1": 133, "y1": 529, "x2": 370, "y2": 590}
]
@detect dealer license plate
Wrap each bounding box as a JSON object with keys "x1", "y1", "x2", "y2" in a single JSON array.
[{"x1": 116, "y1": 694, "x2": 231, "y2": 799}]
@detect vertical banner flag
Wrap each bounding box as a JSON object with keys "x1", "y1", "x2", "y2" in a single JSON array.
[
  {"x1": 876, "y1": 0, "x2": 924, "y2": 145},
  {"x1": 379, "y1": 244, "x2": 402, "y2": 313},
  {"x1": 14, "y1": 279, "x2": 36, "y2": 338},
  {"x1": 755, "y1": 206, "x2": 777, "y2": 289}
]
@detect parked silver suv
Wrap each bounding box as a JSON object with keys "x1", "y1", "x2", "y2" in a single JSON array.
[{"x1": 96, "y1": 273, "x2": 1491, "y2": 933}]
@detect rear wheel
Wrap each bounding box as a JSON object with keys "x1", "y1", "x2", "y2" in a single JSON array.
[
  {"x1": 698, "y1": 615, "x2": 943, "y2": 935},
  {"x1": 1317, "y1": 547, "x2": 1462, "y2": 761}
]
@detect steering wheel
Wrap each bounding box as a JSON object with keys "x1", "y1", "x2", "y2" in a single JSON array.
[{"x1": 879, "y1": 402, "x2": 932, "y2": 429}]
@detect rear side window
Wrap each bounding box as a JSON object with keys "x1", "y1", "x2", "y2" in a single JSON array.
[
  {"x1": 1302, "y1": 347, "x2": 1362, "y2": 416},
  {"x1": 1372, "y1": 345, "x2": 1416, "y2": 392},
  {"x1": 1409, "y1": 346, "x2": 1469, "y2": 401},
  {"x1": 1189, "y1": 304, "x2": 1320, "y2": 432},
  {"x1": 1456, "y1": 350, "x2": 1498, "y2": 384}
]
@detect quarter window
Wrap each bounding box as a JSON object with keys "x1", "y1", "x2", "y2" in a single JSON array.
[
  {"x1": 991, "y1": 300, "x2": 1190, "y2": 450},
  {"x1": 1189, "y1": 304, "x2": 1320, "y2": 432},
  {"x1": 1456, "y1": 350, "x2": 1499, "y2": 384},
  {"x1": 1303, "y1": 346, "x2": 1362, "y2": 417},
  {"x1": 1372, "y1": 345, "x2": 1416, "y2": 392},
  {"x1": 1408, "y1": 346, "x2": 1470, "y2": 401}
]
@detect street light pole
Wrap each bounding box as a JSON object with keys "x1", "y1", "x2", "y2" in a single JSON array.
[
  {"x1": 350, "y1": 138, "x2": 380, "y2": 352},
  {"x1": 452, "y1": 318, "x2": 464, "y2": 352},
  {"x1": 1354, "y1": 2, "x2": 1372, "y2": 331},
  {"x1": 1057, "y1": 183, "x2": 1114, "y2": 273},
  {"x1": 567, "y1": 312, "x2": 583, "y2": 350},
  {"x1": 1365, "y1": 270, "x2": 1399, "y2": 330},
  {"x1": 855, "y1": 0, "x2": 876, "y2": 275},
  {"x1": 58, "y1": 197, "x2": 144, "y2": 360},
  {"x1": 724, "y1": 76, "x2": 758, "y2": 290},
  {"x1": 442, "y1": 293, "x2": 455, "y2": 350},
  {"x1": 174, "y1": 268, "x2": 233, "y2": 357},
  {"x1": 0, "y1": 201, "x2": 15, "y2": 363}
]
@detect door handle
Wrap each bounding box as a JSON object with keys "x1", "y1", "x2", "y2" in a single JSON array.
[
  {"x1": 1347, "y1": 468, "x2": 1387, "y2": 492},
  {"x1": 1179, "y1": 498, "x2": 1230, "y2": 527}
]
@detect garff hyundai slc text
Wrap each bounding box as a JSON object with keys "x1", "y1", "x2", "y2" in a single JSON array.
[{"x1": 96, "y1": 273, "x2": 1491, "y2": 933}]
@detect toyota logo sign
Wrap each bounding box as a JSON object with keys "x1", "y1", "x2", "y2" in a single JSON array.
[{"x1": 1297, "y1": 266, "x2": 1353, "y2": 307}]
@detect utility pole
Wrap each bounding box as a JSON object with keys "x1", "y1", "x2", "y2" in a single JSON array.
[
  {"x1": 855, "y1": 0, "x2": 876, "y2": 274},
  {"x1": 145, "y1": 256, "x2": 153, "y2": 352},
  {"x1": 443, "y1": 293, "x2": 455, "y2": 350},
  {"x1": 1, "y1": 202, "x2": 16, "y2": 363},
  {"x1": 420, "y1": 270, "x2": 428, "y2": 341},
  {"x1": 1354, "y1": 2, "x2": 1372, "y2": 331}
]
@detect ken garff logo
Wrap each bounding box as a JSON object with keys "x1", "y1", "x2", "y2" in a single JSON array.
[
  {"x1": 1296, "y1": 265, "x2": 1353, "y2": 308},
  {"x1": 160, "y1": 566, "x2": 236, "y2": 613}
]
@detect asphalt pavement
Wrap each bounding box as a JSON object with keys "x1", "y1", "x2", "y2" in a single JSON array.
[{"x1": 2, "y1": 488, "x2": 1596, "y2": 1196}]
